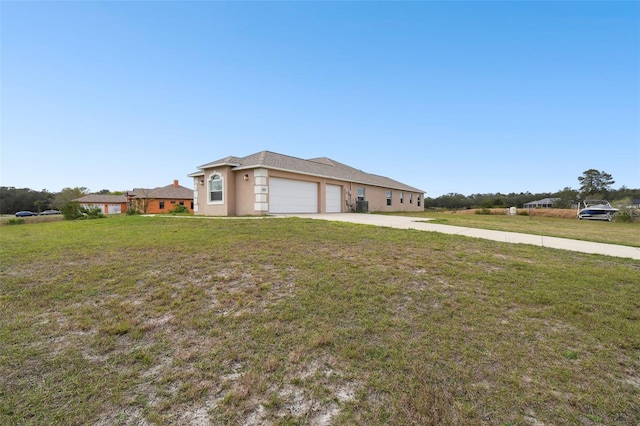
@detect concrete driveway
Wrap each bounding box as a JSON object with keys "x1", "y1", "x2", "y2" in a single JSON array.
[{"x1": 283, "y1": 213, "x2": 640, "y2": 260}]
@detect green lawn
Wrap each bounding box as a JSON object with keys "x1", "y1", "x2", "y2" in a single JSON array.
[
  {"x1": 1, "y1": 216, "x2": 639, "y2": 425},
  {"x1": 386, "y1": 211, "x2": 640, "y2": 247}
]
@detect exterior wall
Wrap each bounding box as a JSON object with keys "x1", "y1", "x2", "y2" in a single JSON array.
[
  {"x1": 79, "y1": 202, "x2": 128, "y2": 214},
  {"x1": 341, "y1": 183, "x2": 423, "y2": 213},
  {"x1": 194, "y1": 166, "x2": 235, "y2": 216},
  {"x1": 267, "y1": 170, "x2": 348, "y2": 214},
  {"x1": 235, "y1": 169, "x2": 263, "y2": 216},
  {"x1": 142, "y1": 198, "x2": 194, "y2": 214},
  {"x1": 195, "y1": 166, "x2": 423, "y2": 216},
  {"x1": 350, "y1": 185, "x2": 422, "y2": 213}
]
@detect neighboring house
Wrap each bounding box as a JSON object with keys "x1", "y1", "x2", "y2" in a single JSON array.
[
  {"x1": 74, "y1": 194, "x2": 128, "y2": 214},
  {"x1": 631, "y1": 199, "x2": 640, "y2": 208},
  {"x1": 523, "y1": 198, "x2": 560, "y2": 209},
  {"x1": 128, "y1": 180, "x2": 194, "y2": 214},
  {"x1": 189, "y1": 150, "x2": 425, "y2": 216}
]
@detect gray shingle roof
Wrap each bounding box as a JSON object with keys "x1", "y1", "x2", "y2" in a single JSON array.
[
  {"x1": 129, "y1": 183, "x2": 193, "y2": 200},
  {"x1": 195, "y1": 151, "x2": 424, "y2": 193},
  {"x1": 74, "y1": 194, "x2": 127, "y2": 203}
]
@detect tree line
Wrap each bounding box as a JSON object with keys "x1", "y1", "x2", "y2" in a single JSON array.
[
  {"x1": 425, "y1": 170, "x2": 638, "y2": 210},
  {"x1": 0, "y1": 187, "x2": 123, "y2": 215},
  {"x1": 423, "y1": 187, "x2": 637, "y2": 210},
  {"x1": 2, "y1": 170, "x2": 637, "y2": 214}
]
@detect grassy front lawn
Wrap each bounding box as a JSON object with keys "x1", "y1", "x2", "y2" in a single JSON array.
[
  {"x1": 1, "y1": 216, "x2": 639, "y2": 424},
  {"x1": 388, "y1": 211, "x2": 640, "y2": 247}
]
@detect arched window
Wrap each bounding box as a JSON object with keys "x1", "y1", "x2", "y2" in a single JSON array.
[{"x1": 209, "y1": 174, "x2": 223, "y2": 204}]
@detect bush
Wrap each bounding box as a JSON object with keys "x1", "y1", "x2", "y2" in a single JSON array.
[
  {"x1": 83, "y1": 207, "x2": 105, "y2": 219},
  {"x1": 126, "y1": 207, "x2": 140, "y2": 216},
  {"x1": 613, "y1": 208, "x2": 639, "y2": 223},
  {"x1": 475, "y1": 208, "x2": 492, "y2": 215},
  {"x1": 6, "y1": 218, "x2": 25, "y2": 225},
  {"x1": 169, "y1": 204, "x2": 190, "y2": 214},
  {"x1": 62, "y1": 202, "x2": 105, "y2": 220},
  {"x1": 62, "y1": 202, "x2": 85, "y2": 220}
]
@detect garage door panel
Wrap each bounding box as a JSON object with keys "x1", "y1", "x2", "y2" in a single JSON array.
[
  {"x1": 269, "y1": 178, "x2": 318, "y2": 214},
  {"x1": 326, "y1": 184, "x2": 341, "y2": 213}
]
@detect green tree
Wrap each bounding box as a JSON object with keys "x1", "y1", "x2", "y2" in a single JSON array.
[
  {"x1": 0, "y1": 187, "x2": 52, "y2": 214},
  {"x1": 553, "y1": 187, "x2": 579, "y2": 208},
  {"x1": 578, "y1": 169, "x2": 614, "y2": 197},
  {"x1": 53, "y1": 187, "x2": 89, "y2": 210}
]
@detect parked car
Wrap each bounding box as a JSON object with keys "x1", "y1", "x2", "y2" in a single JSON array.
[
  {"x1": 40, "y1": 209, "x2": 61, "y2": 215},
  {"x1": 15, "y1": 211, "x2": 38, "y2": 217}
]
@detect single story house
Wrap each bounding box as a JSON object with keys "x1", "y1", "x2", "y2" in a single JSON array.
[
  {"x1": 523, "y1": 198, "x2": 560, "y2": 209},
  {"x1": 74, "y1": 194, "x2": 128, "y2": 214},
  {"x1": 127, "y1": 180, "x2": 194, "y2": 214},
  {"x1": 189, "y1": 150, "x2": 425, "y2": 216}
]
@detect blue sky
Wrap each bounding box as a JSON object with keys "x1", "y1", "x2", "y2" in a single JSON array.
[{"x1": 2, "y1": 1, "x2": 638, "y2": 197}]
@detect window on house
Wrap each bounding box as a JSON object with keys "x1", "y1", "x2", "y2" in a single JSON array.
[
  {"x1": 386, "y1": 190, "x2": 392, "y2": 206},
  {"x1": 410, "y1": 194, "x2": 413, "y2": 204},
  {"x1": 179, "y1": 201, "x2": 184, "y2": 206},
  {"x1": 159, "y1": 201, "x2": 165, "y2": 209},
  {"x1": 400, "y1": 192, "x2": 404, "y2": 203},
  {"x1": 190, "y1": 201, "x2": 194, "y2": 210},
  {"x1": 357, "y1": 187, "x2": 365, "y2": 201},
  {"x1": 417, "y1": 195, "x2": 421, "y2": 207},
  {"x1": 170, "y1": 200, "x2": 176, "y2": 204},
  {"x1": 209, "y1": 174, "x2": 223, "y2": 203}
]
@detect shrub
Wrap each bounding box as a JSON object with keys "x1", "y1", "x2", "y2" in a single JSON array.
[
  {"x1": 613, "y1": 208, "x2": 639, "y2": 223},
  {"x1": 83, "y1": 207, "x2": 105, "y2": 219},
  {"x1": 126, "y1": 207, "x2": 140, "y2": 216},
  {"x1": 169, "y1": 204, "x2": 190, "y2": 214},
  {"x1": 62, "y1": 202, "x2": 85, "y2": 220},
  {"x1": 62, "y1": 202, "x2": 105, "y2": 220},
  {"x1": 475, "y1": 208, "x2": 492, "y2": 215},
  {"x1": 6, "y1": 218, "x2": 25, "y2": 225}
]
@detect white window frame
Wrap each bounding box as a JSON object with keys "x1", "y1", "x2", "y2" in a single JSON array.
[
  {"x1": 386, "y1": 190, "x2": 392, "y2": 206},
  {"x1": 208, "y1": 174, "x2": 224, "y2": 205}
]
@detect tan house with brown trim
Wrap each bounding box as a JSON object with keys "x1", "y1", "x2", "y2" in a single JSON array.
[{"x1": 189, "y1": 151, "x2": 425, "y2": 216}]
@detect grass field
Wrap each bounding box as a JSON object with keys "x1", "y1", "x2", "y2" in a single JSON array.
[
  {"x1": 1, "y1": 215, "x2": 639, "y2": 425},
  {"x1": 388, "y1": 210, "x2": 640, "y2": 248}
]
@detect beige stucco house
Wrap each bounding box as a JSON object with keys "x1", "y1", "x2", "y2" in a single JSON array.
[{"x1": 189, "y1": 151, "x2": 425, "y2": 216}]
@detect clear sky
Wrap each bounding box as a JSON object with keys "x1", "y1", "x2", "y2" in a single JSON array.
[{"x1": 2, "y1": 1, "x2": 638, "y2": 197}]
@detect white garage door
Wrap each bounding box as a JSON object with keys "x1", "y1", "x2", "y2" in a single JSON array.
[
  {"x1": 326, "y1": 184, "x2": 342, "y2": 213},
  {"x1": 269, "y1": 178, "x2": 318, "y2": 214}
]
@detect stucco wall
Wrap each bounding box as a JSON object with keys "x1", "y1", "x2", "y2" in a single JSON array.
[
  {"x1": 194, "y1": 166, "x2": 233, "y2": 216},
  {"x1": 194, "y1": 166, "x2": 423, "y2": 216}
]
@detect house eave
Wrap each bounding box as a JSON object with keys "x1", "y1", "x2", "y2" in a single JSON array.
[
  {"x1": 229, "y1": 164, "x2": 424, "y2": 193},
  {"x1": 196, "y1": 161, "x2": 241, "y2": 170}
]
